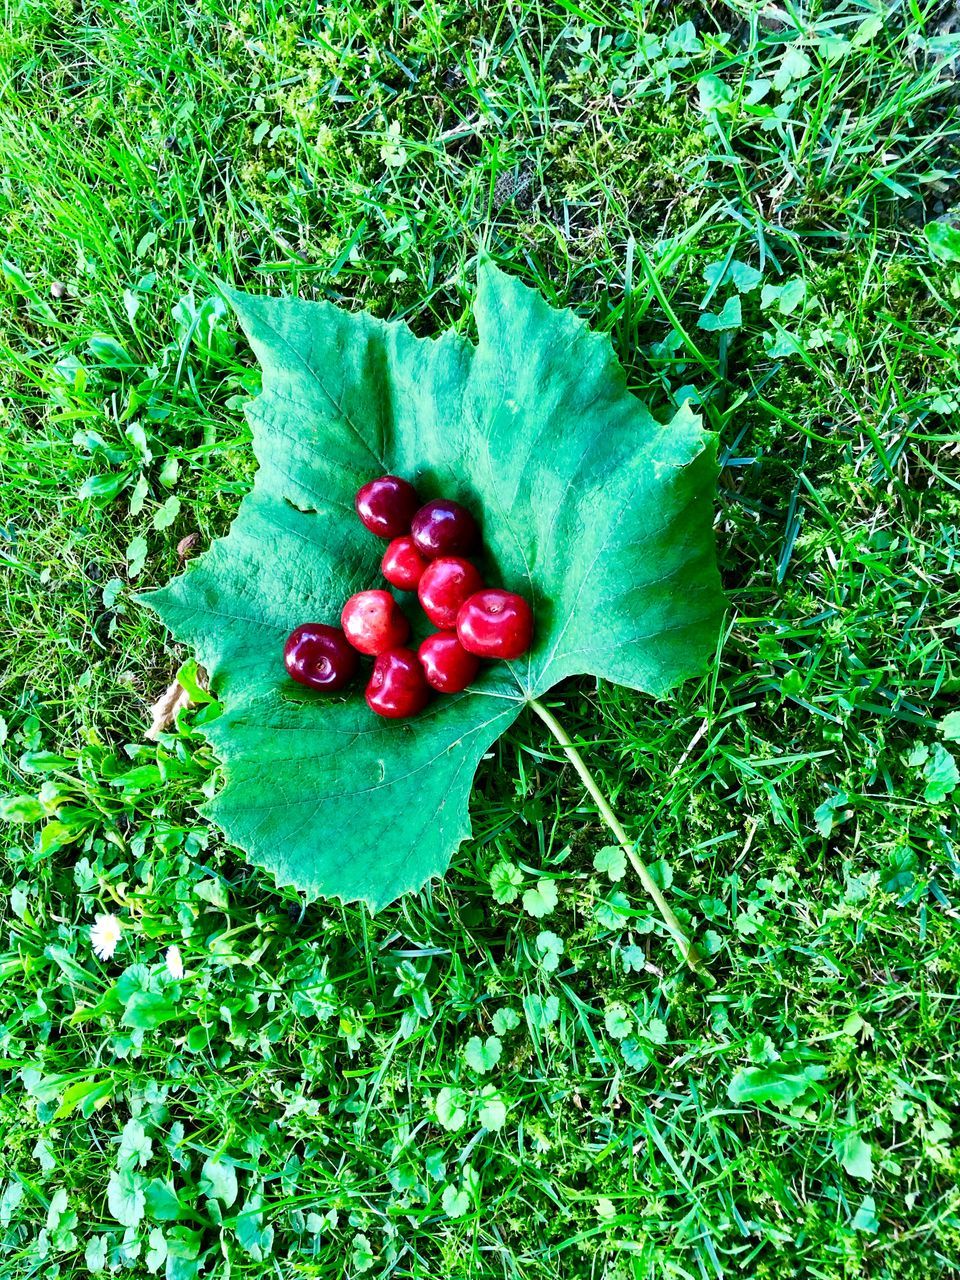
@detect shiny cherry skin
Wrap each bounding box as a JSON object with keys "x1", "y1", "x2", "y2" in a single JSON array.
[
  {"x1": 457, "y1": 589, "x2": 534, "y2": 660},
  {"x1": 382, "y1": 535, "x2": 430, "y2": 591},
  {"x1": 283, "y1": 623, "x2": 359, "y2": 691},
  {"x1": 366, "y1": 648, "x2": 431, "y2": 718},
  {"x1": 417, "y1": 556, "x2": 484, "y2": 630},
  {"x1": 341, "y1": 590, "x2": 410, "y2": 656},
  {"x1": 410, "y1": 498, "x2": 479, "y2": 559},
  {"x1": 355, "y1": 475, "x2": 421, "y2": 540},
  {"x1": 418, "y1": 633, "x2": 480, "y2": 693}
]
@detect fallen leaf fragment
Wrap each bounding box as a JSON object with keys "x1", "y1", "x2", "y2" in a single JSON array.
[{"x1": 145, "y1": 666, "x2": 209, "y2": 739}]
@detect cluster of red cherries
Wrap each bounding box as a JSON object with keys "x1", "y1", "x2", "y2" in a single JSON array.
[{"x1": 282, "y1": 476, "x2": 534, "y2": 719}]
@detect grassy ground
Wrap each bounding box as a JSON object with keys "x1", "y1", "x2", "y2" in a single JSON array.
[{"x1": 3, "y1": 0, "x2": 960, "y2": 1276}]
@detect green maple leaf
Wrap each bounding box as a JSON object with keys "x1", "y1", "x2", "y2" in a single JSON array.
[{"x1": 140, "y1": 262, "x2": 724, "y2": 911}]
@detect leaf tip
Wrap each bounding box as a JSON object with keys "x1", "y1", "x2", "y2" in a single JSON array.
[
  {"x1": 131, "y1": 585, "x2": 164, "y2": 614},
  {"x1": 214, "y1": 279, "x2": 262, "y2": 333},
  {"x1": 474, "y1": 252, "x2": 500, "y2": 290}
]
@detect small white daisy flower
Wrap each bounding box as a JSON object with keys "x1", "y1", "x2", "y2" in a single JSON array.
[
  {"x1": 165, "y1": 945, "x2": 184, "y2": 980},
  {"x1": 90, "y1": 913, "x2": 122, "y2": 960}
]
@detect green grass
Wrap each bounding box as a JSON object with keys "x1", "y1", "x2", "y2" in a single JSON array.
[{"x1": 3, "y1": 0, "x2": 960, "y2": 1276}]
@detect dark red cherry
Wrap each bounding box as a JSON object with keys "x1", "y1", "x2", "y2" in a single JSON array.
[
  {"x1": 457, "y1": 589, "x2": 534, "y2": 660},
  {"x1": 382, "y1": 535, "x2": 429, "y2": 591},
  {"x1": 417, "y1": 556, "x2": 484, "y2": 630},
  {"x1": 418, "y1": 633, "x2": 480, "y2": 693},
  {"x1": 283, "y1": 623, "x2": 359, "y2": 691},
  {"x1": 410, "y1": 498, "x2": 479, "y2": 559},
  {"x1": 366, "y1": 648, "x2": 431, "y2": 719},
  {"x1": 341, "y1": 590, "x2": 410, "y2": 656},
  {"x1": 355, "y1": 475, "x2": 421, "y2": 540}
]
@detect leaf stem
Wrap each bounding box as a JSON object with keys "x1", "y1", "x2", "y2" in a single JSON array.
[{"x1": 527, "y1": 697, "x2": 713, "y2": 987}]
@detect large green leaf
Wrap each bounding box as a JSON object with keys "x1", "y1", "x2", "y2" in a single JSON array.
[{"x1": 140, "y1": 262, "x2": 725, "y2": 909}]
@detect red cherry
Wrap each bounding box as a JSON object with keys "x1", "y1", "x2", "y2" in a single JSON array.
[
  {"x1": 283, "y1": 623, "x2": 359, "y2": 691},
  {"x1": 382, "y1": 535, "x2": 430, "y2": 591},
  {"x1": 417, "y1": 556, "x2": 484, "y2": 630},
  {"x1": 457, "y1": 589, "x2": 534, "y2": 660},
  {"x1": 418, "y1": 633, "x2": 480, "y2": 693},
  {"x1": 410, "y1": 498, "x2": 479, "y2": 559},
  {"x1": 355, "y1": 475, "x2": 421, "y2": 540},
  {"x1": 366, "y1": 648, "x2": 431, "y2": 718},
  {"x1": 341, "y1": 590, "x2": 410, "y2": 655}
]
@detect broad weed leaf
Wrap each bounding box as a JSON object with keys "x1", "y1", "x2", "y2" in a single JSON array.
[
  {"x1": 140, "y1": 262, "x2": 724, "y2": 909},
  {"x1": 535, "y1": 929, "x2": 564, "y2": 972},
  {"x1": 199, "y1": 1156, "x2": 238, "y2": 1208},
  {"x1": 441, "y1": 1184, "x2": 471, "y2": 1218},
  {"x1": 925, "y1": 221, "x2": 960, "y2": 263},
  {"x1": 593, "y1": 844, "x2": 627, "y2": 881},
  {"x1": 604, "y1": 1003, "x2": 633, "y2": 1039},
  {"x1": 435, "y1": 1086, "x2": 467, "y2": 1132},
  {"x1": 489, "y1": 859, "x2": 523, "y2": 904},
  {"x1": 835, "y1": 1133, "x2": 873, "y2": 1182},
  {"x1": 464, "y1": 1034, "x2": 502, "y2": 1074},
  {"x1": 492, "y1": 1007, "x2": 521, "y2": 1035},
  {"x1": 522, "y1": 877, "x2": 559, "y2": 919},
  {"x1": 478, "y1": 1087, "x2": 508, "y2": 1131},
  {"x1": 727, "y1": 1063, "x2": 826, "y2": 1107}
]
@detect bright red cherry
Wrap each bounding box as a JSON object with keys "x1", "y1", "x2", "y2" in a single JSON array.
[
  {"x1": 355, "y1": 475, "x2": 421, "y2": 540},
  {"x1": 283, "y1": 623, "x2": 359, "y2": 691},
  {"x1": 366, "y1": 648, "x2": 431, "y2": 719},
  {"x1": 418, "y1": 633, "x2": 480, "y2": 693},
  {"x1": 341, "y1": 590, "x2": 410, "y2": 656},
  {"x1": 382, "y1": 535, "x2": 429, "y2": 591},
  {"x1": 457, "y1": 589, "x2": 534, "y2": 660},
  {"x1": 417, "y1": 556, "x2": 484, "y2": 630},
  {"x1": 410, "y1": 498, "x2": 479, "y2": 559}
]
